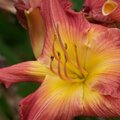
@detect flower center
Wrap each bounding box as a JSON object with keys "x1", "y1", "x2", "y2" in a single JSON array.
[{"x1": 49, "y1": 25, "x2": 88, "y2": 83}]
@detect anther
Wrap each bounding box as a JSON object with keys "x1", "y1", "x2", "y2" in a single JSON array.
[
  {"x1": 50, "y1": 56, "x2": 56, "y2": 74},
  {"x1": 51, "y1": 56, "x2": 54, "y2": 61},
  {"x1": 57, "y1": 52, "x2": 61, "y2": 59}
]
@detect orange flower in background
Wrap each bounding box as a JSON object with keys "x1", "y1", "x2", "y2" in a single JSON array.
[
  {"x1": 83, "y1": 0, "x2": 113, "y2": 23},
  {"x1": 83, "y1": 0, "x2": 120, "y2": 24},
  {"x1": 102, "y1": 0, "x2": 120, "y2": 22},
  {"x1": 1, "y1": 0, "x2": 120, "y2": 120},
  {"x1": 0, "y1": 0, "x2": 16, "y2": 13}
]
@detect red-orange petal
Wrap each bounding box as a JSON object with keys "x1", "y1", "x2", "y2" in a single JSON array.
[
  {"x1": 20, "y1": 76, "x2": 120, "y2": 119},
  {"x1": 40, "y1": 0, "x2": 90, "y2": 60},
  {"x1": 0, "y1": 61, "x2": 46, "y2": 88},
  {"x1": 81, "y1": 27, "x2": 120, "y2": 117},
  {"x1": 20, "y1": 76, "x2": 83, "y2": 120},
  {"x1": 83, "y1": 90, "x2": 120, "y2": 117},
  {"x1": 83, "y1": 86, "x2": 120, "y2": 118},
  {"x1": 88, "y1": 28, "x2": 120, "y2": 98}
]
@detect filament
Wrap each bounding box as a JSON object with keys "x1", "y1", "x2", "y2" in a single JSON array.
[
  {"x1": 74, "y1": 44, "x2": 84, "y2": 77},
  {"x1": 52, "y1": 35, "x2": 59, "y2": 60},
  {"x1": 57, "y1": 52, "x2": 65, "y2": 80},
  {"x1": 50, "y1": 56, "x2": 56, "y2": 74},
  {"x1": 64, "y1": 60, "x2": 71, "y2": 80},
  {"x1": 56, "y1": 25, "x2": 69, "y2": 60}
]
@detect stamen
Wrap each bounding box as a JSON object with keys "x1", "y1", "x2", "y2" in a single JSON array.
[
  {"x1": 52, "y1": 35, "x2": 59, "y2": 60},
  {"x1": 50, "y1": 56, "x2": 56, "y2": 74},
  {"x1": 57, "y1": 52, "x2": 65, "y2": 80},
  {"x1": 56, "y1": 25, "x2": 69, "y2": 60},
  {"x1": 64, "y1": 57, "x2": 71, "y2": 80},
  {"x1": 74, "y1": 44, "x2": 84, "y2": 77}
]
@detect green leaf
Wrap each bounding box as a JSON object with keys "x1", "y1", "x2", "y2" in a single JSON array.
[{"x1": 72, "y1": 0, "x2": 83, "y2": 11}]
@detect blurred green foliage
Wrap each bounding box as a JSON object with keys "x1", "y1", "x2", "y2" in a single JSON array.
[
  {"x1": 0, "y1": 0, "x2": 120, "y2": 120},
  {"x1": 72, "y1": 0, "x2": 83, "y2": 11}
]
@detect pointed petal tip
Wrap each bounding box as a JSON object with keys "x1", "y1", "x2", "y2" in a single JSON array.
[{"x1": 0, "y1": 61, "x2": 47, "y2": 88}]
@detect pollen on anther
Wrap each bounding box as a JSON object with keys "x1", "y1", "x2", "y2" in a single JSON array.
[
  {"x1": 50, "y1": 56, "x2": 56, "y2": 74},
  {"x1": 51, "y1": 56, "x2": 54, "y2": 61},
  {"x1": 57, "y1": 52, "x2": 61, "y2": 58}
]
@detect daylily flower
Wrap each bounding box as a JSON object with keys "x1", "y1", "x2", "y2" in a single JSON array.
[
  {"x1": 83, "y1": 0, "x2": 120, "y2": 24},
  {"x1": 1, "y1": 0, "x2": 120, "y2": 120}
]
